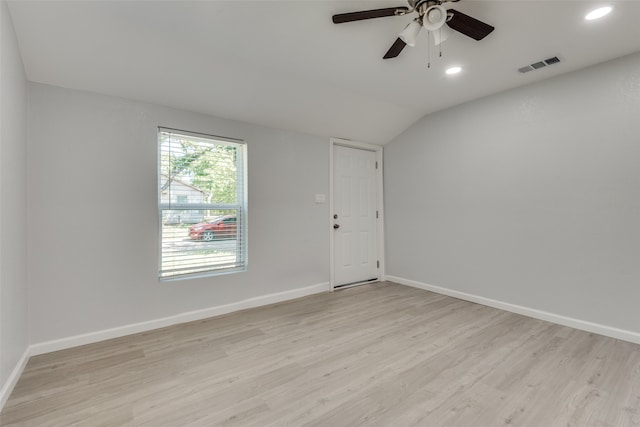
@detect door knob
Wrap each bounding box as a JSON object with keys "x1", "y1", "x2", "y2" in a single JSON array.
[{"x1": 333, "y1": 224, "x2": 340, "y2": 229}]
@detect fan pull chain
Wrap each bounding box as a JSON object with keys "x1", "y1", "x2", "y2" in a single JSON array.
[
  {"x1": 427, "y1": 31, "x2": 431, "y2": 69},
  {"x1": 439, "y1": 28, "x2": 443, "y2": 57}
]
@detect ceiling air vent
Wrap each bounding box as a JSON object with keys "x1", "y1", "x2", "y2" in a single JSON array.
[
  {"x1": 544, "y1": 56, "x2": 560, "y2": 65},
  {"x1": 518, "y1": 56, "x2": 561, "y2": 74}
]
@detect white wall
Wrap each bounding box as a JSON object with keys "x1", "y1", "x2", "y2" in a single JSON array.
[
  {"x1": 384, "y1": 52, "x2": 640, "y2": 334},
  {"x1": 28, "y1": 83, "x2": 330, "y2": 344},
  {"x1": 0, "y1": 0, "x2": 29, "y2": 398}
]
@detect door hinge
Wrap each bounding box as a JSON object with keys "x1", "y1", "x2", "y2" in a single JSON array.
[
  {"x1": 377, "y1": 260, "x2": 380, "y2": 268},
  {"x1": 376, "y1": 211, "x2": 379, "y2": 219},
  {"x1": 375, "y1": 161, "x2": 378, "y2": 169}
]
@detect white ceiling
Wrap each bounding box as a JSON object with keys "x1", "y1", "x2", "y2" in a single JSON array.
[{"x1": 7, "y1": 0, "x2": 640, "y2": 144}]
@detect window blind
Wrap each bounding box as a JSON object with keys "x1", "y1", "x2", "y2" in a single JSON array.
[{"x1": 158, "y1": 128, "x2": 247, "y2": 279}]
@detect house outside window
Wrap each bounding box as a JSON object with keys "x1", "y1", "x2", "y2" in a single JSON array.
[{"x1": 158, "y1": 128, "x2": 247, "y2": 279}]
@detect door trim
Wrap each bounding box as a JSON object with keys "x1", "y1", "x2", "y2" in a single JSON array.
[{"x1": 329, "y1": 137, "x2": 385, "y2": 291}]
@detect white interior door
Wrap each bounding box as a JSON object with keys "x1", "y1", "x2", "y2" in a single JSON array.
[{"x1": 333, "y1": 145, "x2": 378, "y2": 287}]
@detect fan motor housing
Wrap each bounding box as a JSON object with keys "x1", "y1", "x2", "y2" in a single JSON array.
[{"x1": 409, "y1": 0, "x2": 460, "y2": 10}]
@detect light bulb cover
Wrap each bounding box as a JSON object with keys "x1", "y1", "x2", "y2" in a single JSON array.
[
  {"x1": 423, "y1": 5, "x2": 447, "y2": 31},
  {"x1": 433, "y1": 25, "x2": 452, "y2": 46},
  {"x1": 399, "y1": 18, "x2": 423, "y2": 47}
]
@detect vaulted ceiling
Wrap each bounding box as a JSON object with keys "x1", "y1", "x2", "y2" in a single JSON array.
[{"x1": 8, "y1": 1, "x2": 640, "y2": 144}]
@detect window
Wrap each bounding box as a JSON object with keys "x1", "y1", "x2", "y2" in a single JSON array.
[{"x1": 158, "y1": 128, "x2": 247, "y2": 279}]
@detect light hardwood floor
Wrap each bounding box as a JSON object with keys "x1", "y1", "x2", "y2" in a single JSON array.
[{"x1": 2, "y1": 282, "x2": 640, "y2": 426}]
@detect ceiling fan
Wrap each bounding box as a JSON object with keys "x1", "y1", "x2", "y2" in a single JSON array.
[{"x1": 332, "y1": 0, "x2": 494, "y2": 59}]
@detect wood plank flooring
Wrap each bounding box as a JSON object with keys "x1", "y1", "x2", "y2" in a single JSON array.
[{"x1": 2, "y1": 282, "x2": 640, "y2": 426}]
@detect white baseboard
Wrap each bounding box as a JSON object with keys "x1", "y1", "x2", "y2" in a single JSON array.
[
  {"x1": 386, "y1": 275, "x2": 640, "y2": 345},
  {"x1": 0, "y1": 346, "x2": 31, "y2": 410},
  {"x1": 30, "y1": 282, "x2": 331, "y2": 356}
]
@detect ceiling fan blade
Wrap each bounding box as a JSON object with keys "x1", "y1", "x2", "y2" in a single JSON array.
[
  {"x1": 383, "y1": 38, "x2": 407, "y2": 59},
  {"x1": 446, "y1": 9, "x2": 494, "y2": 41},
  {"x1": 332, "y1": 7, "x2": 409, "y2": 24}
]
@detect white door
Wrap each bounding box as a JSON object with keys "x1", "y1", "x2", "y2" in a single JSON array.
[{"x1": 333, "y1": 145, "x2": 378, "y2": 287}]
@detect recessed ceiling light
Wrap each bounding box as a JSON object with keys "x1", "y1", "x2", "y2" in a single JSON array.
[
  {"x1": 446, "y1": 66, "x2": 462, "y2": 75},
  {"x1": 585, "y1": 6, "x2": 612, "y2": 20}
]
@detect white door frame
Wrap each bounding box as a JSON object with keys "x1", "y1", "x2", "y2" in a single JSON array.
[{"x1": 329, "y1": 137, "x2": 385, "y2": 290}]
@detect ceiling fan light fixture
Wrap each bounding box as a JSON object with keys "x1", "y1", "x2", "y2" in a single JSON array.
[
  {"x1": 332, "y1": 2, "x2": 496, "y2": 60},
  {"x1": 585, "y1": 6, "x2": 612, "y2": 20},
  {"x1": 433, "y1": 26, "x2": 452, "y2": 46},
  {"x1": 422, "y1": 5, "x2": 447, "y2": 31},
  {"x1": 399, "y1": 18, "x2": 423, "y2": 47}
]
